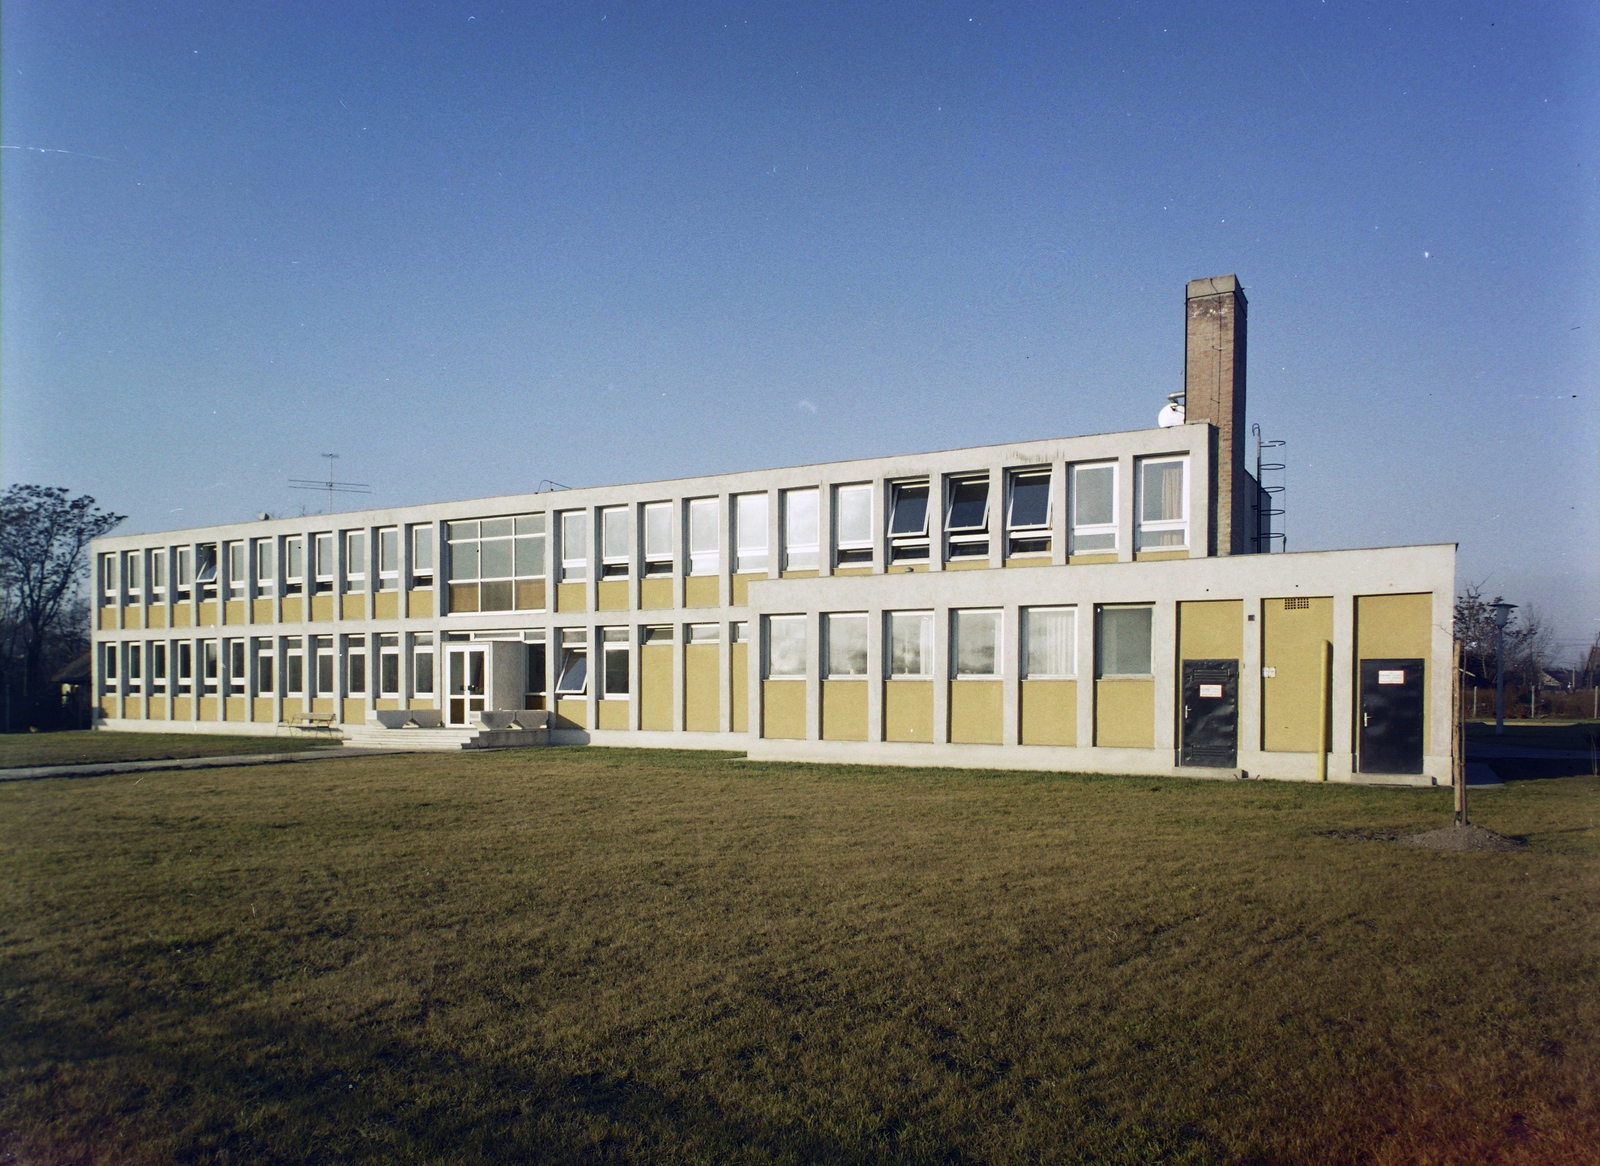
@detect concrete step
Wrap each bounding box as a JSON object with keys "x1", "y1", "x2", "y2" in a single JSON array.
[{"x1": 340, "y1": 724, "x2": 548, "y2": 752}]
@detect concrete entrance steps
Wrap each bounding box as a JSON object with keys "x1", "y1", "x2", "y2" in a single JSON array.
[{"x1": 342, "y1": 709, "x2": 551, "y2": 752}]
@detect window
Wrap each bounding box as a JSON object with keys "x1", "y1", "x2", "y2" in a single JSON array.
[
  {"x1": 560, "y1": 511, "x2": 588, "y2": 582},
  {"x1": 125, "y1": 643, "x2": 141, "y2": 694},
  {"x1": 731, "y1": 621, "x2": 748, "y2": 644},
  {"x1": 312, "y1": 636, "x2": 334, "y2": 695},
  {"x1": 526, "y1": 636, "x2": 547, "y2": 703},
  {"x1": 825, "y1": 613, "x2": 868, "y2": 677},
  {"x1": 1023, "y1": 607, "x2": 1076, "y2": 678},
  {"x1": 783, "y1": 489, "x2": 819, "y2": 572},
  {"x1": 600, "y1": 507, "x2": 630, "y2": 578},
  {"x1": 765, "y1": 615, "x2": 807, "y2": 679},
  {"x1": 177, "y1": 641, "x2": 193, "y2": 696},
  {"x1": 201, "y1": 639, "x2": 219, "y2": 695},
  {"x1": 313, "y1": 535, "x2": 334, "y2": 594},
  {"x1": 377, "y1": 528, "x2": 400, "y2": 590},
  {"x1": 643, "y1": 625, "x2": 674, "y2": 645},
  {"x1": 687, "y1": 498, "x2": 719, "y2": 575},
  {"x1": 220, "y1": 542, "x2": 243, "y2": 600},
  {"x1": 345, "y1": 532, "x2": 366, "y2": 589},
  {"x1": 378, "y1": 634, "x2": 400, "y2": 696},
  {"x1": 1007, "y1": 468, "x2": 1052, "y2": 556},
  {"x1": 734, "y1": 493, "x2": 768, "y2": 573},
  {"x1": 226, "y1": 639, "x2": 246, "y2": 695},
  {"x1": 346, "y1": 636, "x2": 367, "y2": 696},
  {"x1": 101, "y1": 641, "x2": 117, "y2": 691},
  {"x1": 446, "y1": 516, "x2": 545, "y2": 613},
  {"x1": 149, "y1": 550, "x2": 167, "y2": 601},
  {"x1": 255, "y1": 641, "x2": 274, "y2": 695},
  {"x1": 98, "y1": 554, "x2": 117, "y2": 605},
  {"x1": 197, "y1": 544, "x2": 219, "y2": 600},
  {"x1": 833, "y1": 485, "x2": 873, "y2": 566},
  {"x1": 284, "y1": 638, "x2": 303, "y2": 696},
  {"x1": 253, "y1": 539, "x2": 273, "y2": 598},
  {"x1": 175, "y1": 545, "x2": 193, "y2": 601},
  {"x1": 888, "y1": 481, "x2": 930, "y2": 562},
  {"x1": 888, "y1": 611, "x2": 933, "y2": 677},
  {"x1": 1136, "y1": 457, "x2": 1188, "y2": 549},
  {"x1": 600, "y1": 628, "x2": 629, "y2": 698},
  {"x1": 687, "y1": 623, "x2": 719, "y2": 644},
  {"x1": 944, "y1": 475, "x2": 990, "y2": 559},
  {"x1": 1070, "y1": 463, "x2": 1117, "y2": 554},
  {"x1": 283, "y1": 537, "x2": 303, "y2": 596},
  {"x1": 1097, "y1": 606, "x2": 1153, "y2": 677},
  {"x1": 411, "y1": 526, "x2": 435, "y2": 588},
  {"x1": 643, "y1": 502, "x2": 672, "y2": 577},
  {"x1": 412, "y1": 633, "x2": 434, "y2": 695},
  {"x1": 952, "y1": 610, "x2": 1001, "y2": 678},
  {"x1": 149, "y1": 642, "x2": 167, "y2": 695},
  {"x1": 555, "y1": 628, "x2": 588, "y2": 695},
  {"x1": 123, "y1": 552, "x2": 142, "y2": 602}
]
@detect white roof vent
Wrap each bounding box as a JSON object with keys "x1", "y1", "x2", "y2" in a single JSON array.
[{"x1": 1157, "y1": 391, "x2": 1186, "y2": 428}]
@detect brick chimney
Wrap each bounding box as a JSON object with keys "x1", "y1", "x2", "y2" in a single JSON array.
[{"x1": 1184, "y1": 275, "x2": 1248, "y2": 555}]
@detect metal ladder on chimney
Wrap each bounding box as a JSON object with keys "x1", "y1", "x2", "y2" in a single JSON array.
[{"x1": 1252, "y1": 423, "x2": 1285, "y2": 553}]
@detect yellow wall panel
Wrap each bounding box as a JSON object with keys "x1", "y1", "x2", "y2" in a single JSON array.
[
  {"x1": 342, "y1": 698, "x2": 365, "y2": 723},
  {"x1": 341, "y1": 595, "x2": 365, "y2": 620},
  {"x1": 832, "y1": 565, "x2": 873, "y2": 576},
  {"x1": 1003, "y1": 557, "x2": 1051, "y2": 569},
  {"x1": 253, "y1": 697, "x2": 275, "y2": 722},
  {"x1": 557, "y1": 583, "x2": 587, "y2": 613},
  {"x1": 685, "y1": 644, "x2": 720, "y2": 731},
  {"x1": 311, "y1": 698, "x2": 334, "y2": 714},
  {"x1": 1068, "y1": 554, "x2": 1117, "y2": 566},
  {"x1": 408, "y1": 698, "x2": 436, "y2": 711},
  {"x1": 173, "y1": 605, "x2": 192, "y2": 628},
  {"x1": 123, "y1": 696, "x2": 143, "y2": 719},
  {"x1": 885, "y1": 681, "x2": 934, "y2": 742},
  {"x1": 943, "y1": 559, "x2": 989, "y2": 571},
  {"x1": 731, "y1": 574, "x2": 760, "y2": 607},
  {"x1": 1179, "y1": 600, "x2": 1243, "y2": 660},
  {"x1": 1261, "y1": 597, "x2": 1334, "y2": 752},
  {"x1": 173, "y1": 697, "x2": 192, "y2": 720},
  {"x1": 515, "y1": 579, "x2": 546, "y2": 611},
  {"x1": 1095, "y1": 679, "x2": 1154, "y2": 748},
  {"x1": 640, "y1": 644, "x2": 674, "y2": 731},
  {"x1": 310, "y1": 596, "x2": 334, "y2": 622},
  {"x1": 597, "y1": 580, "x2": 629, "y2": 611},
  {"x1": 279, "y1": 598, "x2": 301, "y2": 623},
  {"x1": 225, "y1": 697, "x2": 246, "y2": 721},
  {"x1": 640, "y1": 578, "x2": 674, "y2": 610},
  {"x1": 685, "y1": 575, "x2": 720, "y2": 608},
  {"x1": 375, "y1": 698, "x2": 400, "y2": 711},
  {"x1": 949, "y1": 681, "x2": 1002, "y2": 744},
  {"x1": 198, "y1": 602, "x2": 218, "y2": 627},
  {"x1": 123, "y1": 607, "x2": 143, "y2": 630},
  {"x1": 253, "y1": 598, "x2": 275, "y2": 624},
  {"x1": 406, "y1": 590, "x2": 434, "y2": 618},
  {"x1": 1356, "y1": 592, "x2": 1433, "y2": 752},
  {"x1": 148, "y1": 700, "x2": 168, "y2": 721},
  {"x1": 225, "y1": 600, "x2": 246, "y2": 624},
  {"x1": 98, "y1": 608, "x2": 116, "y2": 630},
  {"x1": 555, "y1": 699, "x2": 587, "y2": 729},
  {"x1": 821, "y1": 680, "x2": 868, "y2": 741},
  {"x1": 199, "y1": 697, "x2": 218, "y2": 720},
  {"x1": 597, "y1": 700, "x2": 629, "y2": 730},
  {"x1": 762, "y1": 680, "x2": 806, "y2": 739},
  {"x1": 781, "y1": 570, "x2": 818, "y2": 580},
  {"x1": 373, "y1": 592, "x2": 399, "y2": 620},
  {"x1": 1020, "y1": 680, "x2": 1076, "y2": 746},
  {"x1": 1135, "y1": 550, "x2": 1189, "y2": 562},
  {"x1": 147, "y1": 606, "x2": 167, "y2": 629},
  {"x1": 99, "y1": 697, "x2": 116, "y2": 718},
  {"x1": 731, "y1": 643, "x2": 749, "y2": 732}
]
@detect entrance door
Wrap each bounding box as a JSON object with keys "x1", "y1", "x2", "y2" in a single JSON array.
[
  {"x1": 1359, "y1": 658, "x2": 1424, "y2": 774},
  {"x1": 447, "y1": 647, "x2": 487, "y2": 726},
  {"x1": 1181, "y1": 658, "x2": 1238, "y2": 768}
]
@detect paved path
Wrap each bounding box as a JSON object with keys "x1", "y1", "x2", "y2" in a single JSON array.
[{"x1": 0, "y1": 747, "x2": 415, "y2": 783}]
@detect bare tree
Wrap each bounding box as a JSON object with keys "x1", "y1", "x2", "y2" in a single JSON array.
[
  {"x1": 1454, "y1": 584, "x2": 1506, "y2": 687},
  {"x1": 0, "y1": 486, "x2": 123, "y2": 729}
]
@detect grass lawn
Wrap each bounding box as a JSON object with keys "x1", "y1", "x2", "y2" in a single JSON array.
[
  {"x1": 0, "y1": 730, "x2": 336, "y2": 769},
  {"x1": 2, "y1": 749, "x2": 1595, "y2": 1164}
]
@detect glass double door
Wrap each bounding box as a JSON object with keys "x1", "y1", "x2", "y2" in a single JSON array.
[{"x1": 447, "y1": 647, "x2": 486, "y2": 726}]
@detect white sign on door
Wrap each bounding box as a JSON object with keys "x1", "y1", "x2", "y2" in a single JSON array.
[
  {"x1": 1199, "y1": 683, "x2": 1223, "y2": 698},
  {"x1": 1378, "y1": 670, "x2": 1405, "y2": 685}
]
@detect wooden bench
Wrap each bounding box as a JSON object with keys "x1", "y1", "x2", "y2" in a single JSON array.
[{"x1": 280, "y1": 712, "x2": 337, "y2": 731}]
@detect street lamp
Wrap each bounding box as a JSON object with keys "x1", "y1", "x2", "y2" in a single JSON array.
[{"x1": 1491, "y1": 602, "x2": 1517, "y2": 737}]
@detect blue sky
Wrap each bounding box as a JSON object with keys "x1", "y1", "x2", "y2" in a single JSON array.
[{"x1": 4, "y1": 2, "x2": 1595, "y2": 655}]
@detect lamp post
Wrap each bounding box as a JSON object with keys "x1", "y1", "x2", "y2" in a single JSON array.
[{"x1": 1491, "y1": 602, "x2": 1517, "y2": 737}]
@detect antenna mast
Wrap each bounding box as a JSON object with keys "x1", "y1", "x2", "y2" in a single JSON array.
[{"x1": 289, "y1": 454, "x2": 371, "y2": 514}]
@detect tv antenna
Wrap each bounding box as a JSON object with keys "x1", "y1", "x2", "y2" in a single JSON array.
[{"x1": 290, "y1": 454, "x2": 371, "y2": 514}]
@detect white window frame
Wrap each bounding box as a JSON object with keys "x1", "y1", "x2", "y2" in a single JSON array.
[
  {"x1": 378, "y1": 633, "x2": 400, "y2": 696},
  {"x1": 943, "y1": 474, "x2": 990, "y2": 560},
  {"x1": 123, "y1": 551, "x2": 142, "y2": 602},
  {"x1": 345, "y1": 635, "x2": 367, "y2": 696},
  {"x1": 1070, "y1": 462, "x2": 1118, "y2": 554},
  {"x1": 149, "y1": 550, "x2": 167, "y2": 601},
  {"x1": 833, "y1": 484, "x2": 874, "y2": 566},
  {"x1": 824, "y1": 612, "x2": 868, "y2": 678},
  {"x1": 175, "y1": 545, "x2": 193, "y2": 600},
  {"x1": 223, "y1": 541, "x2": 245, "y2": 600},
  {"x1": 1022, "y1": 607, "x2": 1077, "y2": 679},
  {"x1": 555, "y1": 628, "x2": 588, "y2": 696},
  {"x1": 196, "y1": 543, "x2": 219, "y2": 600},
  {"x1": 783, "y1": 489, "x2": 819, "y2": 572},
  {"x1": 411, "y1": 525, "x2": 435, "y2": 587},
  {"x1": 764, "y1": 615, "x2": 807, "y2": 679},
  {"x1": 1096, "y1": 605, "x2": 1154, "y2": 679},
  {"x1": 176, "y1": 641, "x2": 193, "y2": 696},
  {"x1": 1136, "y1": 456, "x2": 1189, "y2": 551},
  {"x1": 283, "y1": 537, "x2": 303, "y2": 596},
  {"x1": 600, "y1": 507, "x2": 630, "y2": 578},
  {"x1": 376, "y1": 528, "x2": 399, "y2": 591},
  {"x1": 312, "y1": 635, "x2": 334, "y2": 696},
  {"x1": 254, "y1": 640, "x2": 275, "y2": 696},
  {"x1": 642, "y1": 502, "x2": 673, "y2": 577},
  {"x1": 312, "y1": 534, "x2": 334, "y2": 594},
  {"x1": 734, "y1": 493, "x2": 768, "y2": 574},
  {"x1": 100, "y1": 641, "x2": 117, "y2": 692},
  {"x1": 687, "y1": 498, "x2": 719, "y2": 576},
  {"x1": 560, "y1": 511, "x2": 588, "y2": 582},
  {"x1": 1006, "y1": 468, "x2": 1053, "y2": 557},
  {"x1": 201, "y1": 639, "x2": 219, "y2": 695},
  {"x1": 344, "y1": 531, "x2": 366, "y2": 589},
  {"x1": 951, "y1": 609, "x2": 1002, "y2": 679},
  {"x1": 124, "y1": 642, "x2": 141, "y2": 695},
  {"x1": 888, "y1": 480, "x2": 931, "y2": 563},
  {"x1": 284, "y1": 638, "x2": 304, "y2": 696},
  {"x1": 412, "y1": 633, "x2": 434, "y2": 696},
  {"x1": 253, "y1": 539, "x2": 273, "y2": 598},
  {"x1": 148, "y1": 641, "x2": 167, "y2": 696},
  {"x1": 686, "y1": 622, "x2": 720, "y2": 644},
  {"x1": 99, "y1": 553, "x2": 118, "y2": 605},
  {"x1": 887, "y1": 610, "x2": 934, "y2": 679},
  {"x1": 599, "y1": 627, "x2": 629, "y2": 699},
  {"x1": 225, "y1": 638, "x2": 246, "y2": 695}
]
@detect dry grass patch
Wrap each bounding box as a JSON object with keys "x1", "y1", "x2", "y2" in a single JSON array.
[
  {"x1": 0, "y1": 730, "x2": 333, "y2": 769},
  {"x1": 2, "y1": 748, "x2": 1596, "y2": 1164}
]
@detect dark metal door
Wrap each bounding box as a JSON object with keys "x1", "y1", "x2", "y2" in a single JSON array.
[
  {"x1": 1359, "y1": 658, "x2": 1424, "y2": 774},
  {"x1": 1181, "y1": 659, "x2": 1238, "y2": 768}
]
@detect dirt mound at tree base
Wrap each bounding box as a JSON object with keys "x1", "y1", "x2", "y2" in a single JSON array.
[{"x1": 1400, "y1": 824, "x2": 1525, "y2": 852}]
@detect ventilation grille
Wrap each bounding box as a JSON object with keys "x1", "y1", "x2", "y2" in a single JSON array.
[{"x1": 1283, "y1": 596, "x2": 1310, "y2": 611}]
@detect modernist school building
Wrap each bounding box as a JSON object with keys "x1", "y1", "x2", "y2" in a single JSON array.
[{"x1": 88, "y1": 276, "x2": 1458, "y2": 785}]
